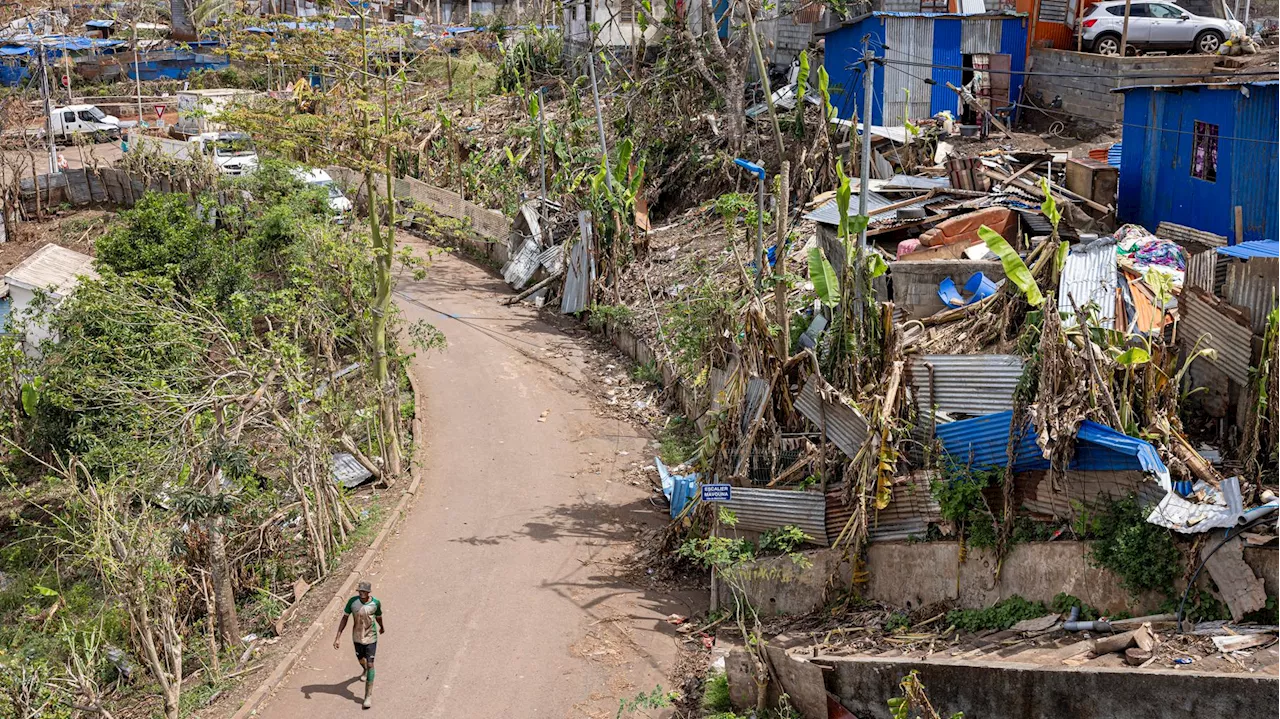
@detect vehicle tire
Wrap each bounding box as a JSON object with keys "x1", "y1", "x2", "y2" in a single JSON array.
[
  {"x1": 1095, "y1": 33, "x2": 1122, "y2": 56},
  {"x1": 1194, "y1": 30, "x2": 1223, "y2": 54}
]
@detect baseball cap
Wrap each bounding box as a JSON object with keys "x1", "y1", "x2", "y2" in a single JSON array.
[{"x1": 357, "y1": 581, "x2": 372, "y2": 593}]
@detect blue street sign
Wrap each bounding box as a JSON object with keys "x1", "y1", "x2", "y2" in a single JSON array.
[{"x1": 701, "y1": 484, "x2": 732, "y2": 502}]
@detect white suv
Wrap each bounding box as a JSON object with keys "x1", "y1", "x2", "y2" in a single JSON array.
[{"x1": 1079, "y1": 1, "x2": 1244, "y2": 55}]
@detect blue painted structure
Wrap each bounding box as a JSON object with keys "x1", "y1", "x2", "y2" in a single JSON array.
[
  {"x1": 1217, "y1": 239, "x2": 1279, "y2": 259},
  {"x1": 1117, "y1": 81, "x2": 1278, "y2": 245},
  {"x1": 820, "y1": 12, "x2": 1028, "y2": 125},
  {"x1": 934, "y1": 411, "x2": 1169, "y2": 480}
]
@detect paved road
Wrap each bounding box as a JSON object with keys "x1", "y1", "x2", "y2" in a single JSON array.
[{"x1": 256, "y1": 238, "x2": 691, "y2": 718}]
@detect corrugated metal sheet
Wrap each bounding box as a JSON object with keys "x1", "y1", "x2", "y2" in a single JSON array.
[
  {"x1": 1187, "y1": 248, "x2": 1218, "y2": 292},
  {"x1": 827, "y1": 471, "x2": 942, "y2": 543},
  {"x1": 884, "y1": 17, "x2": 933, "y2": 122},
  {"x1": 560, "y1": 214, "x2": 594, "y2": 314},
  {"x1": 960, "y1": 18, "x2": 1002, "y2": 53},
  {"x1": 741, "y1": 377, "x2": 770, "y2": 434},
  {"x1": 331, "y1": 453, "x2": 373, "y2": 488},
  {"x1": 907, "y1": 354, "x2": 1025, "y2": 417},
  {"x1": 1217, "y1": 240, "x2": 1279, "y2": 259},
  {"x1": 935, "y1": 412, "x2": 1170, "y2": 478},
  {"x1": 1107, "y1": 142, "x2": 1123, "y2": 168},
  {"x1": 804, "y1": 191, "x2": 947, "y2": 228},
  {"x1": 537, "y1": 243, "x2": 563, "y2": 275},
  {"x1": 931, "y1": 18, "x2": 964, "y2": 116},
  {"x1": 502, "y1": 236, "x2": 541, "y2": 289},
  {"x1": 1059, "y1": 240, "x2": 1118, "y2": 329},
  {"x1": 1224, "y1": 257, "x2": 1278, "y2": 335},
  {"x1": 3, "y1": 243, "x2": 97, "y2": 296},
  {"x1": 718, "y1": 487, "x2": 829, "y2": 545},
  {"x1": 1180, "y1": 287, "x2": 1254, "y2": 386},
  {"x1": 1157, "y1": 222, "x2": 1227, "y2": 250},
  {"x1": 794, "y1": 376, "x2": 870, "y2": 459}
]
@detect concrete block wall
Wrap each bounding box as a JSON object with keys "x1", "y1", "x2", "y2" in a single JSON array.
[{"x1": 1024, "y1": 49, "x2": 1220, "y2": 125}]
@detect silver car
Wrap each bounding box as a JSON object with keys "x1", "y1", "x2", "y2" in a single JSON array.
[{"x1": 1079, "y1": 1, "x2": 1244, "y2": 55}]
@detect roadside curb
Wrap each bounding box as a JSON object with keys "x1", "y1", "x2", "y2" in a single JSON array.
[{"x1": 230, "y1": 367, "x2": 427, "y2": 719}]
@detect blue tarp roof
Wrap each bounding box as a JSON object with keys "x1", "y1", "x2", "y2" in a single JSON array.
[
  {"x1": 935, "y1": 411, "x2": 1169, "y2": 479},
  {"x1": 85, "y1": 19, "x2": 115, "y2": 28},
  {"x1": 1217, "y1": 239, "x2": 1279, "y2": 259},
  {"x1": 0, "y1": 45, "x2": 33, "y2": 56}
]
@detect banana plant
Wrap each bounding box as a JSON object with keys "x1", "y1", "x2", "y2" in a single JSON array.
[{"x1": 979, "y1": 225, "x2": 1044, "y2": 307}]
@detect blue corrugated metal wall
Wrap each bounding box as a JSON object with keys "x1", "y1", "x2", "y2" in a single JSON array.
[
  {"x1": 824, "y1": 17, "x2": 886, "y2": 124},
  {"x1": 931, "y1": 19, "x2": 963, "y2": 118},
  {"x1": 825, "y1": 14, "x2": 1028, "y2": 125},
  {"x1": 1118, "y1": 83, "x2": 1278, "y2": 243}
]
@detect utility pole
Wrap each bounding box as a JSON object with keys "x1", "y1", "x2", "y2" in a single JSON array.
[
  {"x1": 133, "y1": 16, "x2": 144, "y2": 130},
  {"x1": 587, "y1": 53, "x2": 610, "y2": 180},
  {"x1": 38, "y1": 46, "x2": 57, "y2": 174},
  {"x1": 1119, "y1": 0, "x2": 1133, "y2": 56}
]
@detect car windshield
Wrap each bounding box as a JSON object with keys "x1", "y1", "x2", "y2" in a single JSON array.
[
  {"x1": 319, "y1": 181, "x2": 345, "y2": 199},
  {"x1": 213, "y1": 137, "x2": 255, "y2": 157}
]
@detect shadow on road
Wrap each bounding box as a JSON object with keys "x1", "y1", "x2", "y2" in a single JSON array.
[{"x1": 300, "y1": 676, "x2": 365, "y2": 705}]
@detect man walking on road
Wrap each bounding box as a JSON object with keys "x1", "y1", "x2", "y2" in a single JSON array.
[{"x1": 333, "y1": 581, "x2": 384, "y2": 708}]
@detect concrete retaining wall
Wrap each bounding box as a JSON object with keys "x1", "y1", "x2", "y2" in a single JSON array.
[
  {"x1": 891, "y1": 259, "x2": 1004, "y2": 319},
  {"x1": 1024, "y1": 49, "x2": 1219, "y2": 125},
  {"x1": 724, "y1": 541, "x2": 1276, "y2": 617},
  {"x1": 820, "y1": 655, "x2": 1278, "y2": 719}
]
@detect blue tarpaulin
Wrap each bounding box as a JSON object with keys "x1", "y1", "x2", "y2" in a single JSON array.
[
  {"x1": 655, "y1": 457, "x2": 699, "y2": 519},
  {"x1": 0, "y1": 45, "x2": 32, "y2": 56},
  {"x1": 935, "y1": 411, "x2": 1169, "y2": 481}
]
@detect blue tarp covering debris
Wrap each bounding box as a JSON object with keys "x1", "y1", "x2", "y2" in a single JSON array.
[
  {"x1": 934, "y1": 410, "x2": 1170, "y2": 481},
  {"x1": 655, "y1": 457, "x2": 699, "y2": 519},
  {"x1": 0, "y1": 45, "x2": 32, "y2": 56}
]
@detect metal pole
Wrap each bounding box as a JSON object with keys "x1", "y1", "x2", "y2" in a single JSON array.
[
  {"x1": 38, "y1": 49, "x2": 57, "y2": 175},
  {"x1": 755, "y1": 174, "x2": 765, "y2": 291},
  {"x1": 858, "y1": 41, "x2": 873, "y2": 250},
  {"x1": 133, "y1": 20, "x2": 144, "y2": 130},
  {"x1": 1242, "y1": 0, "x2": 1251, "y2": 25},
  {"x1": 537, "y1": 87, "x2": 549, "y2": 243},
  {"x1": 587, "y1": 53, "x2": 611, "y2": 181}
]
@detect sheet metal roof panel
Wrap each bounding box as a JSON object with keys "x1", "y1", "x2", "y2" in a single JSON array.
[
  {"x1": 907, "y1": 354, "x2": 1025, "y2": 417},
  {"x1": 1059, "y1": 240, "x2": 1118, "y2": 329},
  {"x1": 3, "y1": 243, "x2": 96, "y2": 296},
  {"x1": 501, "y1": 236, "x2": 541, "y2": 290},
  {"x1": 1224, "y1": 257, "x2": 1277, "y2": 335},
  {"x1": 960, "y1": 17, "x2": 1002, "y2": 53},
  {"x1": 560, "y1": 215, "x2": 594, "y2": 315},
  {"x1": 884, "y1": 17, "x2": 934, "y2": 122},
  {"x1": 934, "y1": 410, "x2": 1046, "y2": 473},
  {"x1": 1180, "y1": 288, "x2": 1254, "y2": 386},
  {"x1": 718, "y1": 487, "x2": 829, "y2": 545},
  {"x1": 1217, "y1": 240, "x2": 1279, "y2": 259},
  {"x1": 795, "y1": 376, "x2": 870, "y2": 458},
  {"x1": 935, "y1": 411, "x2": 1170, "y2": 477}
]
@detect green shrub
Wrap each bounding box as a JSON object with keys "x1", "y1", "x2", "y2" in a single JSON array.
[
  {"x1": 1085, "y1": 495, "x2": 1180, "y2": 595},
  {"x1": 702, "y1": 671, "x2": 731, "y2": 711},
  {"x1": 946, "y1": 595, "x2": 1047, "y2": 632}
]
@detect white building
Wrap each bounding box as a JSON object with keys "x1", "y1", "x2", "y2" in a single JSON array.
[{"x1": 2, "y1": 244, "x2": 97, "y2": 352}]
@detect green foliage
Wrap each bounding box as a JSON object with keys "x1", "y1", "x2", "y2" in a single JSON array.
[
  {"x1": 715, "y1": 191, "x2": 771, "y2": 229},
  {"x1": 979, "y1": 225, "x2": 1043, "y2": 307},
  {"x1": 1039, "y1": 178, "x2": 1062, "y2": 232},
  {"x1": 1050, "y1": 592, "x2": 1100, "y2": 621},
  {"x1": 496, "y1": 27, "x2": 565, "y2": 92},
  {"x1": 632, "y1": 360, "x2": 663, "y2": 386},
  {"x1": 702, "y1": 671, "x2": 732, "y2": 712},
  {"x1": 946, "y1": 595, "x2": 1048, "y2": 633},
  {"x1": 931, "y1": 464, "x2": 999, "y2": 550},
  {"x1": 657, "y1": 416, "x2": 699, "y2": 466},
  {"x1": 885, "y1": 611, "x2": 911, "y2": 633},
  {"x1": 587, "y1": 303, "x2": 635, "y2": 331},
  {"x1": 616, "y1": 685, "x2": 677, "y2": 717},
  {"x1": 758, "y1": 525, "x2": 810, "y2": 554},
  {"x1": 1085, "y1": 495, "x2": 1180, "y2": 595},
  {"x1": 663, "y1": 270, "x2": 737, "y2": 380},
  {"x1": 808, "y1": 246, "x2": 842, "y2": 306}
]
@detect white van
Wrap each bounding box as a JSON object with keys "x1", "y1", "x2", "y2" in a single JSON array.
[
  {"x1": 291, "y1": 168, "x2": 353, "y2": 214},
  {"x1": 50, "y1": 104, "x2": 121, "y2": 142}
]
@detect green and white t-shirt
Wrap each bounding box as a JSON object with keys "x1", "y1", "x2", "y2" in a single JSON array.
[{"x1": 344, "y1": 595, "x2": 382, "y2": 645}]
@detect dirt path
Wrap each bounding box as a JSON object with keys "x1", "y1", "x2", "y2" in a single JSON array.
[{"x1": 254, "y1": 238, "x2": 694, "y2": 718}]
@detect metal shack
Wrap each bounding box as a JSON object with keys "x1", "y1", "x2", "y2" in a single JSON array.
[
  {"x1": 820, "y1": 11, "x2": 1028, "y2": 125},
  {"x1": 1116, "y1": 80, "x2": 1278, "y2": 244}
]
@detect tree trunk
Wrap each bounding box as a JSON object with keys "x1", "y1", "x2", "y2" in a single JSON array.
[{"x1": 206, "y1": 515, "x2": 240, "y2": 648}]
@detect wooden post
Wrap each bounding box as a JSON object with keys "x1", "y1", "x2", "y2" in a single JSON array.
[
  {"x1": 1234, "y1": 206, "x2": 1244, "y2": 245},
  {"x1": 1119, "y1": 0, "x2": 1134, "y2": 56}
]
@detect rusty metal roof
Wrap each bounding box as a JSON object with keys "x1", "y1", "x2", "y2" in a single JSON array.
[
  {"x1": 794, "y1": 376, "x2": 870, "y2": 459},
  {"x1": 907, "y1": 354, "x2": 1025, "y2": 419},
  {"x1": 718, "y1": 487, "x2": 829, "y2": 546},
  {"x1": 1179, "y1": 288, "x2": 1255, "y2": 386}
]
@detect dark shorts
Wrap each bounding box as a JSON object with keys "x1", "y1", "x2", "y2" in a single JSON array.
[{"x1": 353, "y1": 641, "x2": 377, "y2": 661}]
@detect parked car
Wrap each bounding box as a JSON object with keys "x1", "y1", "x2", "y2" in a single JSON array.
[
  {"x1": 291, "y1": 167, "x2": 354, "y2": 215},
  {"x1": 50, "y1": 104, "x2": 121, "y2": 142},
  {"x1": 1079, "y1": 1, "x2": 1244, "y2": 55}
]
